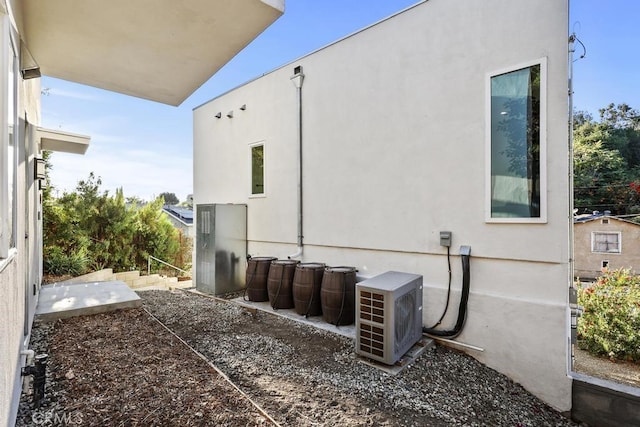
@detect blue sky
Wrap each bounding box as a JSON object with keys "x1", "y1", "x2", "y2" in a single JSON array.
[{"x1": 42, "y1": 0, "x2": 639, "y2": 202}]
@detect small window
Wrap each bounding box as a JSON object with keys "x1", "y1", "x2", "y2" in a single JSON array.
[
  {"x1": 487, "y1": 59, "x2": 546, "y2": 222},
  {"x1": 250, "y1": 143, "x2": 265, "y2": 196},
  {"x1": 592, "y1": 232, "x2": 621, "y2": 254},
  {"x1": 601, "y1": 219, "x2": 609, "y2": 224},
  {"x1": 601, "y1": 260, "x2": 609, "y2": 269}
]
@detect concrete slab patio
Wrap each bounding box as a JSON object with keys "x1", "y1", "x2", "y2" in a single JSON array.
[{"x1": 36, "y1": 281, "x2": 142, "y2": 322}]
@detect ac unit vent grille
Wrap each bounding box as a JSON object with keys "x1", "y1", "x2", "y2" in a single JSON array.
[
  {"x1": 360, "y1": 291, "x2": 385, "y2": 324},
  {"x1": 359, "y1": 323, "x2": 385, "y2": 358}
]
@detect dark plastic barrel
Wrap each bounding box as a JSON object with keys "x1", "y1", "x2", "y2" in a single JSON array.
[
  {"x1": 245, "y1": 257, "x2": 277, "y2": 302},
  {"x1": 320, "y1": 266, "x2": 357, "y2": 325},
  {"x1": 267, "y1": 259, "x2": 299, "y2": 309},
  {"x1": 292, "y1": 263, "x2": 326, "y2": 316}
]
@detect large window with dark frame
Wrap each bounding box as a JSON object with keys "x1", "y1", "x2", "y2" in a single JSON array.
[{"x1": 488, "y1": 59, "x2": 545, "y2": 221}]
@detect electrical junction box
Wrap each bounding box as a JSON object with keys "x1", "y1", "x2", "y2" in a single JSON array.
[
  {"x1": 356, "y1": 271, "x2": 423, "y2": 365},
  {"x1": 440, "y1": 231, "x2": 452, "y2": 247}
]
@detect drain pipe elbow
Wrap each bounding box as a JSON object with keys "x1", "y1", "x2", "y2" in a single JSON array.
[
  {"x1": 21, "y1": 349, "x2": 35, "y2": 365},
  {"x1": 288, "y1": 246, "x2": 303, "y2": 260}
]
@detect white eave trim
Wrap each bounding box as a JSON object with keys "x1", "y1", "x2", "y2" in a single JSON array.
[
  {"x1": 37, "y1": 126, "x2": 91, "y2": 155},
  {"x1": 260, "y1": 0, "x2": 285, "y2": 13}
]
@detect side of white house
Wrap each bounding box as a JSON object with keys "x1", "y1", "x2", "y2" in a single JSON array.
[
  {"x1": 2, "y1": 0, "x2": 285, "y2": 424},
  {"x1": 0, "y1": 2, "x2": 43, "y2": 423},
  {"x1": 194, "y1": 0, "x2": 571, "y2": 411}
]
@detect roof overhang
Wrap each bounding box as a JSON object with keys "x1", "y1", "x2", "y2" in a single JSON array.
[
  {"x1": 37, "y1": 127, "x2": 91, "y2": 155},
  {"x1": 21, "y1": 0, "x2": 284, "y2": 106}
]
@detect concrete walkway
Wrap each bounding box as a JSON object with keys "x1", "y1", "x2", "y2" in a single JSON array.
[{"x1": 36, "y1": 281, "x2": 142, "y2": 321}]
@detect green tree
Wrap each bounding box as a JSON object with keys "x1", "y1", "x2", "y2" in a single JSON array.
[
  {"x1": 44, "y1": 173, "x2": 189, "y2": 276},
  {"x1": 598, "y1": 104, "x2": 640, "y2": 171},
  {"x1": 574, "y1": 122, "x2": 628, "y2": 213},
  {"x1": 159, "y1": 192, "x2": 179, "y2": 205},
  {"x1": 126, "y1": 196, "x2": 146, "y2": 206},
  {"x1": 599, "y1": 103, "x2": 640, "y2": 130},
  {"x1": 573, "y1": 105, "x2": 640, "y2": 214},
  {"x1": 132, "y1": 197, "x2": 180, "y2": 270}
]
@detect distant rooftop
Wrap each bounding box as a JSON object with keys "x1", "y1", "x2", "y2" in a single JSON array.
[
  {"x1": 574, "y1": 210, "x2": 612, "y2": 223},
  {"x1": 573, "y1": 210, "x2": 640, "y2": 227},
  {"x1": 163, "y1": 205, "x2": 193, "y2": 225}
]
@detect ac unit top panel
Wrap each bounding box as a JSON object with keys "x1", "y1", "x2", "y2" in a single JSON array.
[{"x1": 356, "y1": 271, "x2": 422, "y2": 292}]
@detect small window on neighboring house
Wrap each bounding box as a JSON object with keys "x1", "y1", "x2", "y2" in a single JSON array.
[
  {"x1": 250, "y1": 143, "x2": 265, "y2": 196},
  {"x1": 602, "y1": 219, "x2": 609, "y2": 224},
  {"x1": 592, "y1": 232, "x2": 621, "y2": 254},
  {"x1": 602, "y1": 260, "x2": 609, "y2": 269},
  {"x1": 487, "y1": 58, "x2": 546, "y2": 222}
]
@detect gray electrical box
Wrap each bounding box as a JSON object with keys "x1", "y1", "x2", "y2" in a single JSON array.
[
  {"x1": 440, "y1": 231, "x2": 452, "y2": 247},
  {"x1": 196, "y1": 204, "x2": 247, "y2": 295}
]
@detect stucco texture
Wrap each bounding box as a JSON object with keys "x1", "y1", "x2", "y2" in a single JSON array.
[{"x1": 194, "y1": 0, "x2": 571, "y2": 411}]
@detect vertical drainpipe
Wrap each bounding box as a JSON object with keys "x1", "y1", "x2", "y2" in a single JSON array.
[
  {"x1": 568, "y1": 35, "x2": 575, "y2": 279},
  {"x1": 568, "y1": 33, "x2": 578, "y2": 371},
  {"x1": 289, "y1": 66, "x2": 304, "y2": 259}
]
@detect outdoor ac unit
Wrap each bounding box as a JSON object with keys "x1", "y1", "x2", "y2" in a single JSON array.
[{"x1": 356, "y1": 271, "x2": 423, "y2": 365}]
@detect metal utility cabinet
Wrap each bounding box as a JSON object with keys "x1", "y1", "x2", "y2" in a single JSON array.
[{"x1": 196, "y1": 204, "x2": 247, "y2": 295}]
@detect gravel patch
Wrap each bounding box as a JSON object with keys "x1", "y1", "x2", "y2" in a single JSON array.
[
  {"x1": 140, "y1": 290, "x2": 576, "y2": 426},
  {"x1": 18, "y1": 291, "x2": 577, "y2": 427}
]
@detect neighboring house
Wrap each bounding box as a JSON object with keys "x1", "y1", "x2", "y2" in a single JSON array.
[
  {"x1": 0, "y1": 1, "x2": 284, "y2": 425},
  {"x1": 163, "y1": 205, "x2": 194, "y2": 239},
  {"x1": 194, "y1": 0, "x2": 572, "y2": 412},
  {"x1": 574, "y1": 212, "x2": 640, "y2": 279}
]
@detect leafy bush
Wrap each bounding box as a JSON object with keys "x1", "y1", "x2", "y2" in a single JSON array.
[
  {"x1": 577, "y1": 268, "x2": 640, "y2": 362},
  {"x1": 43, "y1": 246, "x2": 90, "y2": 276},
  {"x1": 43, "y1": 172, "x2": 191, "y2": 276}
]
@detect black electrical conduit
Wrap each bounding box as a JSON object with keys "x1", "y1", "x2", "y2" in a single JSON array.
[
  {"x1": 303, "y1": 276, "x2": 319, "y2": 319},
  {"x1": 427, "y1": 245, "x2": 452, "y2": 329},
  {"x1": 271, "y1": 267, "x2": 286, "y2": 311},
  {"x1": 242, "y1": 255, "x2": 257, "y2": 302},
  {"x1": 334, "y1": 272, "x2": 347, "y2": 327},
  {"x1": 423, "y1": 246, "x2": 471, "y2": 339}
]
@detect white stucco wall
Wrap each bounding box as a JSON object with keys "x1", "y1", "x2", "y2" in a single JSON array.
[
  {"x1": 1, "y1": 2, "x2": 43, "y2": 425},
  {"x1": 194, "y1": 0, "x2": 571, "y2": 411}
]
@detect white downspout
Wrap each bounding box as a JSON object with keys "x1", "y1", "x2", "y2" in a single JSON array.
[
  {"x1": 288, "y1": 66, "x2": 304, "y2": 259},
  {"x1": 21, "y1": 349, "x2": 35, "y2": 365}
]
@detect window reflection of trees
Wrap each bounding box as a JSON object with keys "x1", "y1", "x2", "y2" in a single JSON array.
[{"x1": 494, "y1": 65, "x2": 541, "y2": 217}]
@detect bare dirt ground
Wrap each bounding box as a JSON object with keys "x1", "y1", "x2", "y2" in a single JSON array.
[
  {"x1": 17, "y1": 289, "x2": 578, "y2": 426},
  {"x1": 17, "y1": 309, "x2": 273, "y2": 426},
  {"x1": 574, "y1": 347, "x2": 640, "y2": 388}
]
